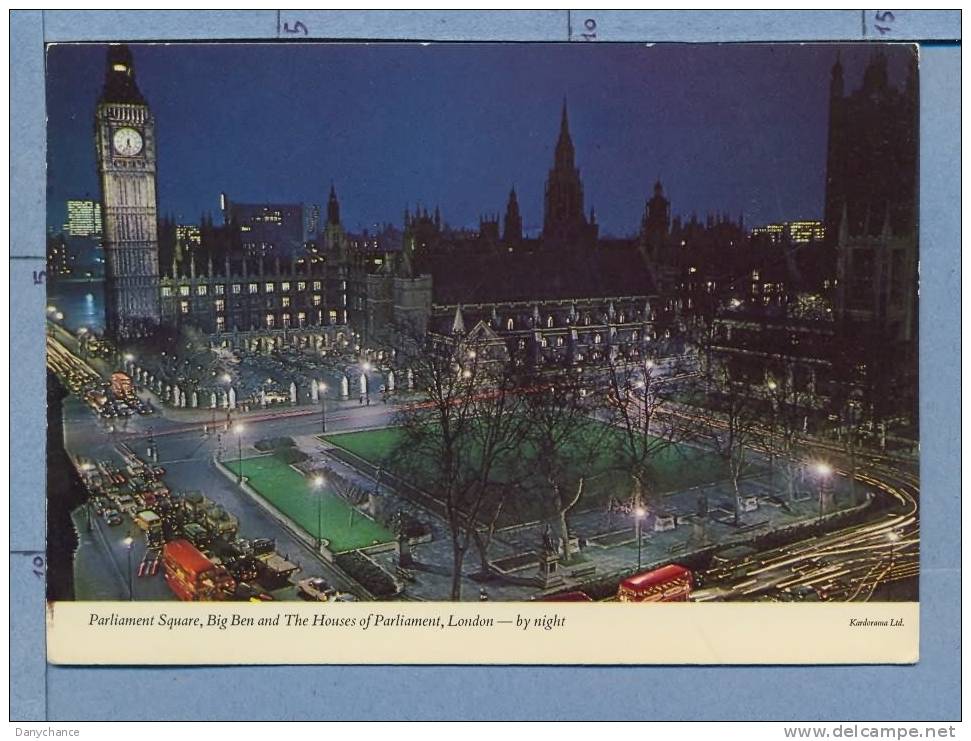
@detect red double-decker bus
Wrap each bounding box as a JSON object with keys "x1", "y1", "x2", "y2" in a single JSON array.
[
  {"x1": 162, "y1": 538, "x2": 236, "y2": 601},
  {"x1": 617, "y1": 564, "x2": 693, "y2": 602}
]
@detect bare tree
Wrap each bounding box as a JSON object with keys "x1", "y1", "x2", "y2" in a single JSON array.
[
  {"x1": 698, "y1": 358, "x2": 765, "y2": 526},
  {"x1": 389, "y1": 327, "x2": 526, "y2": 600},
  {"x1": 765, "y1": 364, "x2": 818, "y2": 502},
  {"x1": 602, "y1": 352, "x2": 696, "y2": 516},
  {"x1": 517, "y1": 367, "x2": 609, "y2": 564}
]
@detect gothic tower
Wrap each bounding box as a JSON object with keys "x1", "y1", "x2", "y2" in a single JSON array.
[
  {"x1": 322, "y1": 183, "x2": 345, "y2": 256},
  {"x1": 503, "y1": 187, "x2": 523, "y2": 244},
  {"x1": 542, "y1": 100, "x2": 588, "y2": 245},
  {"x1": 95, "y1": 44, "x2": 162, "y2": 340},
  {"x1": 326, "y1": 182, "x2": 340, "y2": 226},
  {"x1": 642, "y1": 179, "x2": 671, "y2": 251}
]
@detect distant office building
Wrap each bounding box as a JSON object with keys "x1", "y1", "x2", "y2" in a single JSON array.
[
  {"x1": 63, "y1": 199, "x2": 103, "y2": 238},
  {"x1": 751, "y1": 220, "x2": 825, "y2": 244},
  {"x1": 176, "y1": 224, "x2": 202, "y2": 251},
  {"x1": 47, "y1": 233, "x2": 74, "y2": 277},
  {"x1": 220, "y1": 193, "x2": 304, "y2": 259}
]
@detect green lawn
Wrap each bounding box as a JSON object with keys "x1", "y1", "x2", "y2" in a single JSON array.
[
  {"x1": 224, "y1": 455, "x2": 393, "y2": 553},
  {"x1": 323, "y1": 421, "x2": 729, "y2": 505}
]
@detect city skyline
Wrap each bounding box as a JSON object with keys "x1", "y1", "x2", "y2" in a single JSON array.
[{"x1": 46, "y1": 42, "x2": 914, "y2": 237}]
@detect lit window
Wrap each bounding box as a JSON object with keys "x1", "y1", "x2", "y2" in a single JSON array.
[
  {"x1": 216, "y1": 316, "x2": 225, "y2": 331},
  {"x1": 594, "y1": 333, "x2": 602, "y2": 344},
  {"x1": 313, "y1": 295, "x2": 322, "y2": 307},
  {"x1": 161, "y1": 286, "x2": 173, "y2": 297},
  {"x1": 282, "y1": 297, "x2": 291, "y2": 308},
  {"x1": 297, "y1": 281, "x2": 306, "y2": 291},
  {"x1": 541, "y1": 337, "x2": 549, "y2": 348},
  {"x1": 547, "y1": 316, "x2": 554, "y2": 328},
  {"x1": 328, "y1": 310, "x2": 338, "y2": 324},
  {"x1": 265, "y1": 283, "x2": 275, "y2": 293},
  {"x1": 232, "y1": 284, "x2": 241, "y2": 295},
  {"x1": 180, "y1": 301, "x2": 190, "y2": 314},
  {"x1": 248, "y1": 283, "x2": 258, "y2": 294},
  {"x1": 341, "y1": 280, "x2": 347, "y2": 290},
  {"x1": 215, "y1": 300, "x2": 225, "y2": 312},
  {"x1": 556, "y1": 336, "x2": 564, "y2": 347},
  {"x1": 506, "y1": 318, "x2": 514, "y2": 331},
  {"x1": 282, "y1": 313, "x2": 291, "y2": 328},
  {"x1": 215, "y1": 284, "x2": 225, "y2": 295},
  {"x1": 179, "y1": 285, "x2": 190, "y2": 297},
  {"x1": 341, "y1": 293, "x2": 347, "y2": 307},
  {"x1": 197, "y1": 285, "x2": 207, "y2": 296},
  {"x1": 313, "y1": 281, "x2": 322, "y2": 290},
  {"x1": 265, "y1": 313, "x2": 275, "y2": 329},
  {"x1": 281, "y1": 282, "x2": 290, "y2": 292},
  {"x1": 297, "y1": 311, "x2": 306, "y2": 327}
]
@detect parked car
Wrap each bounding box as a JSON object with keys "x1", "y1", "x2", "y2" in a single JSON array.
[
  {"x1": 297, "y1": 577, "x2": 336, "y2": 602},
  {"x1": 103, "y1": 509, "x2": 123, "y2": 526}
]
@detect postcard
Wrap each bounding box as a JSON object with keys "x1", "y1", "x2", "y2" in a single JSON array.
[{"x1": 44, "y1": 40, "x2": 919, "y2": 665}]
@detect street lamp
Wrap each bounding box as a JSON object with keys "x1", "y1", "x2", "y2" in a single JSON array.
[
  {"x1": 234, "y1": 423, "x2": 246, "y2": 484},
  {"x1": 887, "y1": 529, "x2": 901, "y2": 568},
  {"x1": 813, "y1": 462, "x2": 832, "y2": 531},
  {"x1": 634, "y1": 506, "x2": 646, "y2": 570},
  {"x1": 317, "y1": 382, "x2": 327, "y2": 433},
  {"x1": 766, "y1": 379, "x2": 778, "y2": 483},
  {"x1": 122, "y1": 536, "x2": 135, "y2": 601},
  {"x1": 312, "y1": 475, "x2": 325, "y2": 552}
]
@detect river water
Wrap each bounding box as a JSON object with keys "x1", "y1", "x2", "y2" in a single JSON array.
[{"x1": 47, "y1": 279, "x2": 105, "y2": 333}]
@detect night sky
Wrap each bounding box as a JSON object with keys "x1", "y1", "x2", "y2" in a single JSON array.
[{"x1": 46, "y1": 42, "x2": 915, "y2": 237}]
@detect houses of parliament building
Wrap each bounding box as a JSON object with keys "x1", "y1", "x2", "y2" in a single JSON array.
[{"x1": 94, "y1": 45, "x2": 918, "y2": 425}]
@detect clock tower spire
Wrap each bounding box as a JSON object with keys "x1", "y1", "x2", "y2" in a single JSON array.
[{"x1": 96, "y1": 44, "x2": 161, "y2": 340}]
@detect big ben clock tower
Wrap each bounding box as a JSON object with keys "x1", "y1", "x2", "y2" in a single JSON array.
[{"x1": 95, "y1": 44, "x2": 161, "y2": 340}]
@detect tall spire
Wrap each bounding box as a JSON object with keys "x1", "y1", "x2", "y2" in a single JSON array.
[
  {"x1": 101, "y1": 44, "x2": 145, "y2": 104},
  {"x1": 503, "y1": 186, "x2": 522, "y2": 244},
  {"x1": 556, "y1": 97, "x2": 575, "y2": 165},
  {"x1": 327, "y1": 183, "x2": 340, "y2": 226},
  {"x1": 544, "y1": 99, "x2": 585, "y2": 243}
]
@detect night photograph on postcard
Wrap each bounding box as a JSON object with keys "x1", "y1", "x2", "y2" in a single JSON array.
[{"x1": 44, "y1": 42, "x2": 918, "y2": 606}]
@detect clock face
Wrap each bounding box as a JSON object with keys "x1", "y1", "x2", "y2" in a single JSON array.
[{"x1": 112, "y1": 127, "x2": 143, "y2": 157}]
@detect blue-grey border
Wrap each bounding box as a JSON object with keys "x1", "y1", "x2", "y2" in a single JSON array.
[{"x1": 10, "y1": 9, "x2": 961, "y2": 721}]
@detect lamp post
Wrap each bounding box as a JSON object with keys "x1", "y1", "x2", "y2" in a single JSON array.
[
  {"x1": 634, "y1": 506, "x2": 646, "y2": 570},
  {"x1": 766, "y1": 379, "x2": 778, "y2": 484},
  {"x1": 318, "y1": 382, "x2": 327, "y2": 433},
  {"x1": 813, "y1": 462, "x2": 832, "y2": 532},
  {"x1": 122, "y1": 536, "x2": 134, "y2": 601},
  {"x1": 313, "y1": 475, "x2": 325, "y2": 553},
  {"x1": 235, "y1": 423, "x2": 245, "y2": 484}
]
